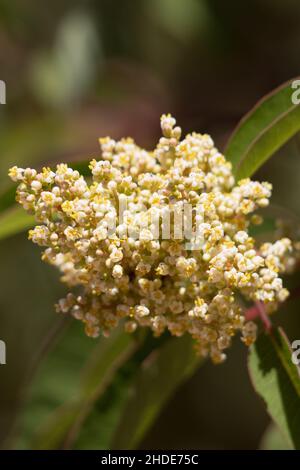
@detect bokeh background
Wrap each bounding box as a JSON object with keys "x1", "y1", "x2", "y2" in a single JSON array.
[{"x1": 1, "y1": 0, "x2": 300, "y2": 449}]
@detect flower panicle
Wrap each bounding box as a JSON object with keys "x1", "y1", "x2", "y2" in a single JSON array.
[{"x1": 8, "y1": 114, "x2": 300, "y2": 363}]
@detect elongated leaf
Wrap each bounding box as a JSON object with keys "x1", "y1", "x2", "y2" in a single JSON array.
[
  {"x1": 73, "y1": 346, "x2": 146, "y2": 450},
  {"x1": 248, "y1": 327, "x2": 300, "y2": 449},
  {"x1": 111, "y1": 334, "x2": 201, "y2": 450},
  {"x1": 31, "y1": 328, "x2": 136, "y2": 449},
  {"x1": 19, "y1": 330, "x2": 167, "y2": 450},
  {"x1": 0, "y1": 206, "x2": 35, "y2": 241},
  {"x1": 260, "y1": 423, "x2": 292, "y2": 450},
  {"x1": 225, "y1": 78, "x2": 300, "y2": 179},
  {"x1": 0, "y1": 186, "x2": 16, "y2": 213},
  {"x1": 14, "y1": 320, "x2": 95, "y2": 449},
  {"x1": 14, "y1": 321, "x2": 135, "y2": 449}
]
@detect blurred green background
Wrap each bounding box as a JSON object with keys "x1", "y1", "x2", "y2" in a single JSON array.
[{"x1": 1, "y1": 0, "x2": 300, "y2": 449}]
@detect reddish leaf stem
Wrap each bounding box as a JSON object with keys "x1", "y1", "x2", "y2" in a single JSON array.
[{"x1": 245, "y1": 284, "x2": 300, "y2": 327}]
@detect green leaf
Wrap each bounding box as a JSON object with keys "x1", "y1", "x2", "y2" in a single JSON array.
[
  {"x1": 248, "y1": 327, "x2": 300, "y2": 449},
  {"x1": 0, "y1": 186, "x2": 16, "y2": 213},
  {"x1": 248, "y1": 215, "x2": 275, "y2": 239},
  {"x1": 15, "y1": 319, "x2": 201, "y2": 450},
  {"x1": 0, "y1": 206, "x2": 35, "y2": 241},
  {"x1": 14, "y1": 321, "x2": 135, "y2": 449},
  {"x1": 14, "y1": 320, "x2": 95, "y2": 449},
  {"x1": 73, "y1": 348, "x2": 145, "y2": 449},
  {"x1": 260, "y1": 423, "x2": 292, "y2": 450},
  {"x1": 30, "y1": 328, "x2": 136, "y2": 449},
  {"x1": 71, "y1": 333, "x2": 168, "y2": 450},
  {"x1": 225, "y1": 77, "x2": 300, "y2": 179},
  {"x1": 110, "y1": 334, "x2": 201, "y2": 450}
]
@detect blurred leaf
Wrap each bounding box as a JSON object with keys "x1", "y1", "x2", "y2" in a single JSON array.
[
  {"x1": 248, "y1": 216, "x2": 275, "y2": 239},
  {"x1": 248, "y1": 327, "x2": 300, "y2": 449},
  {"x1": 260, "y1": 423, "x2": 292, "y2": 450},
  {"x1": 14, "y1": 320, "x2": 95, "y2": 449},
  {"x1": 73, "y1": 344, "x2": 145, "y2": 450},
  {"x1": 62, "y1": 333, "x2": 170, "y2": 450},
  {"x1": 0, "y1": 186, "x2": 16, "y2": 213},
  {"x1": 0, "y1": 206, "x2": 34, "y2": 241},
  {"x1": 14, "y1": 322, "x2": 135, "y2": 449},
  {"x1": 80, "y1": 330, "x2": 135, "y2": 399},
  {"x1": 110, "y1": 334, "x2": 201, "y2": 450},
  {"x1": 225, "y1": 78, "x2": 300, "y2": 179},
  {"x1": 30, "y1": 328, "x2": 136, "y2": 449},
  {"x1": 30, "y1": 10, "x2": 100, "y2": 109},
  {"x1": 150, "y1": 0, "x2": 210, "y2": 42},
  {"x1": 0, "y1": 117, "x2": 66, "y2": 188},
  {"x1": 0, "y1": 233, "x2": 66, "y2": 447}
]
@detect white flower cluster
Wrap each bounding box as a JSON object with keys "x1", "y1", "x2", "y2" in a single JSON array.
[{"x1": 8, "y1": 115, "x2": 297, "y2": 363}]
